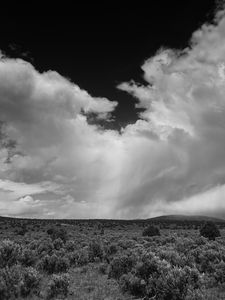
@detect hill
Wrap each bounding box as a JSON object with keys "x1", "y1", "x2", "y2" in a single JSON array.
[
  {"x1": 149, "y1": 214, "x2": 225, "y2": 223},
  {"x1": 0, "y1": 214, "x2": 225, "y2": 227}
]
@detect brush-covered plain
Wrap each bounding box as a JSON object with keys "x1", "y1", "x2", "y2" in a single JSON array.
[{"x1": 1, "y1": 217, "x2": 225, "y2": 299}]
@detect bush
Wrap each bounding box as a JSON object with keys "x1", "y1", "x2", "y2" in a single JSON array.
[
  {"x1": 47, "y1": 227, "x2": 68, "y2": 243},
  {"x1": 77, "y1": 248, "x2": 89, "y2": 266},
  {"x1": 158, "y1": 249, "x2": 186, "y2": 267},
  {"x1": 37, "y1": 238, "x2": 54, "y2": 256},
  {"x1": 46, "y1": 227, "x2": 54, "y2": 235},
  {"x1": 105, "y1": 243, "x2": 118, "y2": 256},
  {"x1": 116, "y1": 248, "x2": 204, "y2": 300},
  {"x1": 197, "y1": 248, "x2": 221, "y2": 273},
  {"x1": 142, "y1": 225, "x2": 160, "y2": 237},
  {"x1": 66, "y1": 251, "x2": 79, "y2": 266},
  {"x1": 65, "y1": 240, "x2": 76, "y2": 252},
  {"x1": 20, "y1": 267, "x2": 41, "y2": 297},
  {"x1": 98, "y1": 262, "x2": 108, "y2": 274},
  {"x1": 154, "y1": 266, "x2": 202, "y2": 300},
  {"x1": 200, "y1": 221, "x2": 221, "y2": 240},
  {"x1": 0, "y1": 265, "x2": 40, "y2": 299},
  {"x1": 46, "y1": 273, "x2": 70, "y2": 299},
  {"x1": 19, "y1": 248, "x2": 37, "y2": 267},
  {"x1": 108, "y1": 255, "x2": 136, "y2": 280},
  {"x1": 120, "y1": 273, "x2": 146, "y2": 297},
  {"x1": 0, "y1": 265, "x2": 21, "y2": 299},
  {"x1": 88, "y1": 241, "x2": 104, "y2": 262},
  {"x1": 135, "y1": 254, "x2": 163, "y2": 281},
  {"x1": 38, "y1": 254, "x2": 69, "y2": 274},
  {"x1": 16, "y1": 225, "x2": 27, "y2": 236},
  {"x1": 0, "y1": 240, "x2": 21, "y2": 268},
  {"x1": 213, "y1": 261, "x2": 225, "y2": 284},
  {"x1": 28, "y1": 240, "x2": 39, "y2": 250},
  {"x1": 53, "y1": 238, "x2": 64, "y2": 250}
]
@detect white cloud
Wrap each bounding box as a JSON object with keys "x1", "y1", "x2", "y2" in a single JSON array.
[
  {"x1": 115, "y1": 8, "x2": 225, "y2": 218},
  {"x1": 2, "y1": 8, "x2": 225, "y2": 218},
  {"x1": 0, "y1": 57, "x2": 124, "y2": 218}
]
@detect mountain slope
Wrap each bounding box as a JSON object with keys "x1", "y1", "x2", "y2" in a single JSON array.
[{"x1": 149, "y1": 214, "x2": 225, "y2": 222}]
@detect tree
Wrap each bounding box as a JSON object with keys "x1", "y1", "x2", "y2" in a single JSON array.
[
  {"x1": 199, "y1": 221, "x2": 221, "y2": 240},
  {"x1": 142, "y1": 225, "x2": 160, "y2": 237}
]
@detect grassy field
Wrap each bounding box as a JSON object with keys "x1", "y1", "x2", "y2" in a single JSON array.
[{"x1": 1, "y1": 217, "x2": 225, "y2": 299}]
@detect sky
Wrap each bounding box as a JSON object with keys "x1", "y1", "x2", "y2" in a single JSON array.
[{"x1": 1, "y1": 2, "x2": 225, "y2": 218}]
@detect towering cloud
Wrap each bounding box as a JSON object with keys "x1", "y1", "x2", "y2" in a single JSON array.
[{"x1": 1, "y1": 8, "x2": 225, "y2": 218}]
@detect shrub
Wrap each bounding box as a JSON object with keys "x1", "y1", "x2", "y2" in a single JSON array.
[
  {"x1": 19, "y1": 248, "x2": 37, "y2": 267},
  {"x1": 195, "y1": 236, "x2": 207, "y2": 246},
  {"x1": 213, "y1": 261, "x2": 225, "y2": 284},
  {"x1": 20, "y1": 267, "x2": 41, "y2": 297},
  {"x1": 117, "y1": 249, "x2": 204, "y2": 300},
  {"x1": 108, "y1": 255, "x2": 136, "y2": 280},
  {"x1": 0, "y1": 265, "x2": 21, "y2": 299},
  {"x1": 66, "y1": 251, "x2": 79, "y2": 266},
  {"x1": 118, "y1": 239, "x2": 136, "y2": 249},
  {"x1": 53, "y1": 238, "x2": 64, "y2": 250},
  {"x1": 65, "y1": 240, "x2": 76, "y2": 252},
  {"x1": 119, "y1": 273, "x2": 146, "y2": 297},
  {"x1": 16, "y1": 225, "x2": 27, "y2": 236},
  {"x1": 197, "y1": 248, "x2": 221, "y2": 273},
  {"x1": 142, "y1": 225, "x2": 160, "y2": 237},
  {"x1": 98, "y1": 262, "x2": 108, "y2": 274},
  {"x1": 154, "y1": 266, "x2": 202, "y2": 300},
  {"x1": 46, "y1": 273, "x2": 69, "y2": 299},
  {"x1": 38, "y1": 254, "x2": 69, "y2": 274},
  {"x1": 158, "y1": 249, "x2": 186, "y2": 267},
  {"x1": 0, "y1": 265, "x2": 40, "y2": 299},
  {"x1": 135, "y1": 254, "x2": 163, "y2": 281},
  {"x1": 105, "y1": 243, "x2": 118, "y2": 256},
  {"x1": 77, "y1": 248, "x2": 89, "y2": 266},
  {"x1": 46, "y1": 227, "x2": 54, "y2": 235},
  {"x1": 47, "y1": 227, "x2": 68, "y2": 243},
  {"x1": 37, "y1": 238, "x2": 54, "y2": 256},
  {"x1": 28, "y1": 240, "x2": 39, "y2": 250},
  {"x1": 199, "y1": 221, "x2": 221, "y2": 240},
  {"x1": 186, "y1": 289, "x2": 204, "y2": 300},
  {"x1": 0, "y1": 240, "x2": 21, "y2": 268},
  {"x1": 88, "y1": 241, "x2": 104, "y2": 262}
]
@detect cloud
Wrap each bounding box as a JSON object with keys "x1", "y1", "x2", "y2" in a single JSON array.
[
  {"x1": 2, "y1": 8, "x2": 225, "y2": 218},
  {"x1": 0, "y1": 56, "x2": 124, "y2": 218},
  {"x1": 115, "y1": 9, "x2": 225, "y2": 218}
]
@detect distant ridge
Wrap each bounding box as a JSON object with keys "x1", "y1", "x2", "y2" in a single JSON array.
[
  {"x1": 149, "y1": 214, "x2": 225, "y2": 222},
  {"x1": 0, "y1": 214, "x2": 224, "y2": 223}
]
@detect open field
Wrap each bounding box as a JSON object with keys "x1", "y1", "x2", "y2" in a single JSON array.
[{"x1": 1, "y1": 216, "x2": 225, "y2": 299}]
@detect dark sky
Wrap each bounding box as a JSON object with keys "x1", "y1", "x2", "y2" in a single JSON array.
[{"x1": 0, "y1": 1, "x2": 217, "y2": 128}]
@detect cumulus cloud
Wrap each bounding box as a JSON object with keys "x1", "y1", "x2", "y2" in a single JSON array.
[
  {"x1": 0, "y1": 56, "x2": 122, "y2": 218},
  {"x1": 115, "y1": 9, "x2": 225, "y2": 218},
  {"x1": 2, "y1": 8, "x2": 225, "y2": 218}
]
